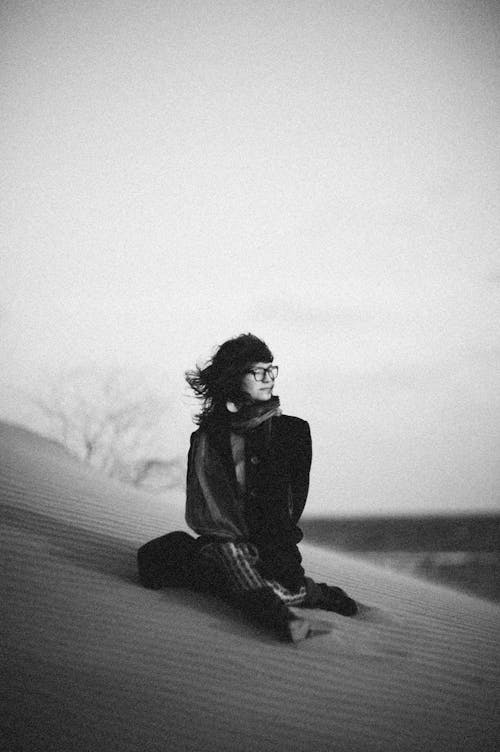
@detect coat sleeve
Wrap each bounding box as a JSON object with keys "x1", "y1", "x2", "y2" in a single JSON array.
[
  {"x1": 185, "y1": 430, "x2": 248, "y2": 540},
  {"x1": 289, "y1": 420, "x2": 312, "y2": 525},
  {"x1": 185, "y1": 432, "x2": 203, "y2": 533}
]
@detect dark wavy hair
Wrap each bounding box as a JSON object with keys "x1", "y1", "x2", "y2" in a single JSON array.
[{"x1": 185, "y1": 333, "x2": 274, "y2": 426}]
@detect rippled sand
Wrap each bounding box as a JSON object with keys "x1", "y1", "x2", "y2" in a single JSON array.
[{"x1": 1, "y1": 422, "x2": 499, "y2": 751}]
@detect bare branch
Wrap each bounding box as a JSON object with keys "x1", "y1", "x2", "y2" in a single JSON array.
[{"x1": 25, "y1": 366, "x2": 180, "y2": 491}]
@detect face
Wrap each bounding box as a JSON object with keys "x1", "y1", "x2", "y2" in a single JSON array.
[{"x1": 240, "y1": 361, "x2": 276, "y2": 402}]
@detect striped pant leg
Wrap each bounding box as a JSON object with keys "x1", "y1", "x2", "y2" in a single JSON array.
[
  {"x1": 198, "y1": 541, "x2": 266, "y2": 594},
  {"x1": 198, "y1": 541, "x2": 307, "y2": 605},
  {"x1": 197, "y1": 541, "x2": 312, "y2": 641},
  {"x1": 262, "y1": 577, "x2": 307, "y2": 607}
]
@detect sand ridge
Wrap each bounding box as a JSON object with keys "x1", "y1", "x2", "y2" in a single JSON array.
[{"x1": 1, "y1": 421, "x2": 499, "y2": 751}]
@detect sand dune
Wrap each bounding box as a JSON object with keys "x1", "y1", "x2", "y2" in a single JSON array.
[{"x1": 1, "y1": 421, "x2": 499, "y2": 751}]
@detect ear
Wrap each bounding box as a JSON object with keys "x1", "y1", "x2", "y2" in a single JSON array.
[{"x1": 226, "y1": 401, "x2": 239, "y2": 413}]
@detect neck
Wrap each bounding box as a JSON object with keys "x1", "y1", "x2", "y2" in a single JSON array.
[{"x1": 225, "y1": 395, "x2": 281, "y2": 434}]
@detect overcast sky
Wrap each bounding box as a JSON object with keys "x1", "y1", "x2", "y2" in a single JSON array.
[{"x1": 1, "y1": 0, "x2": 499, "y2": 515}]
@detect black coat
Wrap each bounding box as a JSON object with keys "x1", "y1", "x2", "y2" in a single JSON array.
[{"x1": 188, "y1": 414, "x2": 312, "y2": 587}]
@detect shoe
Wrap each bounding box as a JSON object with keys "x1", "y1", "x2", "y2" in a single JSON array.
[
  {"x1": 286, "y1": 616, "x2": 311, "y2": 643},
  {"x1": 319, "y1": 584, "x2": 358, "y2": 616}
]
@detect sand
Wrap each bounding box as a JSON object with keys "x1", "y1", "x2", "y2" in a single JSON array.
[{"x1": 1, "y1": 421, "x2": 499, "y2": 751}]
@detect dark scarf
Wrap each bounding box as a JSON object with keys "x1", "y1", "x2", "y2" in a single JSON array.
[
  {"x1": 227, "y1": 395, "x2": 281, "y2": 434},
  {"x1": 185, "y1": 396, "x2": 281, "y2": 540}
]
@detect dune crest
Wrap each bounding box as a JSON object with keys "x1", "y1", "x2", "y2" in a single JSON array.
[{"x1": 1, "y1": 422, "x2": 499, "y2": 751}]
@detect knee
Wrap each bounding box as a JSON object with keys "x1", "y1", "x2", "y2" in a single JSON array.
[{"x1": 137, "y1": 530, "x2": 198, "y2": 589}]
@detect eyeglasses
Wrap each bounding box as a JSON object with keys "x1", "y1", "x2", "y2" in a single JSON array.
[{"x1": 246, "y1": 365, "x2": 279, "y2": 382}]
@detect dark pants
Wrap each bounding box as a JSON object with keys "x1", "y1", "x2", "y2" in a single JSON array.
[
  {"x1": 137, "y1": 531, "x2": 304, "y2": 639},
  {"x1": 137, "y1": 531, "x2": 357, "y2": 639}
]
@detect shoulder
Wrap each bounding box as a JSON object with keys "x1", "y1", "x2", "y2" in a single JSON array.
[
  {"x1": 189, "y1": 428, "x2": 203, "y2": 447},
  {"x1": 273, "y1": 414, "x2": 311, "y2": 439},
  {"x1": 189, "y1": 423, "x2": 227, "y2": 451},
  {"x1": 276, "y1": 413, "x2": 309, "y2": 428}
]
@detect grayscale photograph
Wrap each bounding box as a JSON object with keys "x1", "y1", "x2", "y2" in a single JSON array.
[{"x1": 1, "y1": 2, "x2": 499, "y2": 751}]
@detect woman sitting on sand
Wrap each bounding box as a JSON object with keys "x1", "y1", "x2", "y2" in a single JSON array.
[{"x1": 139, "y1": 333, "x2": 357, "y2": 643}]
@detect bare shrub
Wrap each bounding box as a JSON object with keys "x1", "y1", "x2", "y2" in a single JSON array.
[{"x1": 30, "y1": 366, "x2": 182, "y2": 490}]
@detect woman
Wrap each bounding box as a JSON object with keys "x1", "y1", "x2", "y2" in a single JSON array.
[{"x1": 138, "y1": 333, "x2": 357, "y2": 643}]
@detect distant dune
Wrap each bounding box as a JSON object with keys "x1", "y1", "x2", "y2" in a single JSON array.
[
  {"x1": 301, "y1": 515, "x2": 500, "y2": 603},
  {"x1": 1, "y1": 421, "x2": 499, "y2": 751},
  {"x1": 301, "y1": 514, "x2": 500, "y2": 552}
]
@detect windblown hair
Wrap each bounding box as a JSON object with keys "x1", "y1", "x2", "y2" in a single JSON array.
[{"x1": 185, "y1": 333, "x2": 274, "y2": 426}]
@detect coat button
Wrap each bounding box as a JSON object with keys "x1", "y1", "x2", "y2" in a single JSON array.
[{"x1": 250, "y1": 456, "x2": 260, "y2": 465}]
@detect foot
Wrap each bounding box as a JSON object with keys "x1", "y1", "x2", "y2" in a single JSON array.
[
  {"x1": 286, "y1": 616, "x2": 311, "y2": 643},
  {"x1": 319, "y1": 584, "x2": 358, "y2": 616}
]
